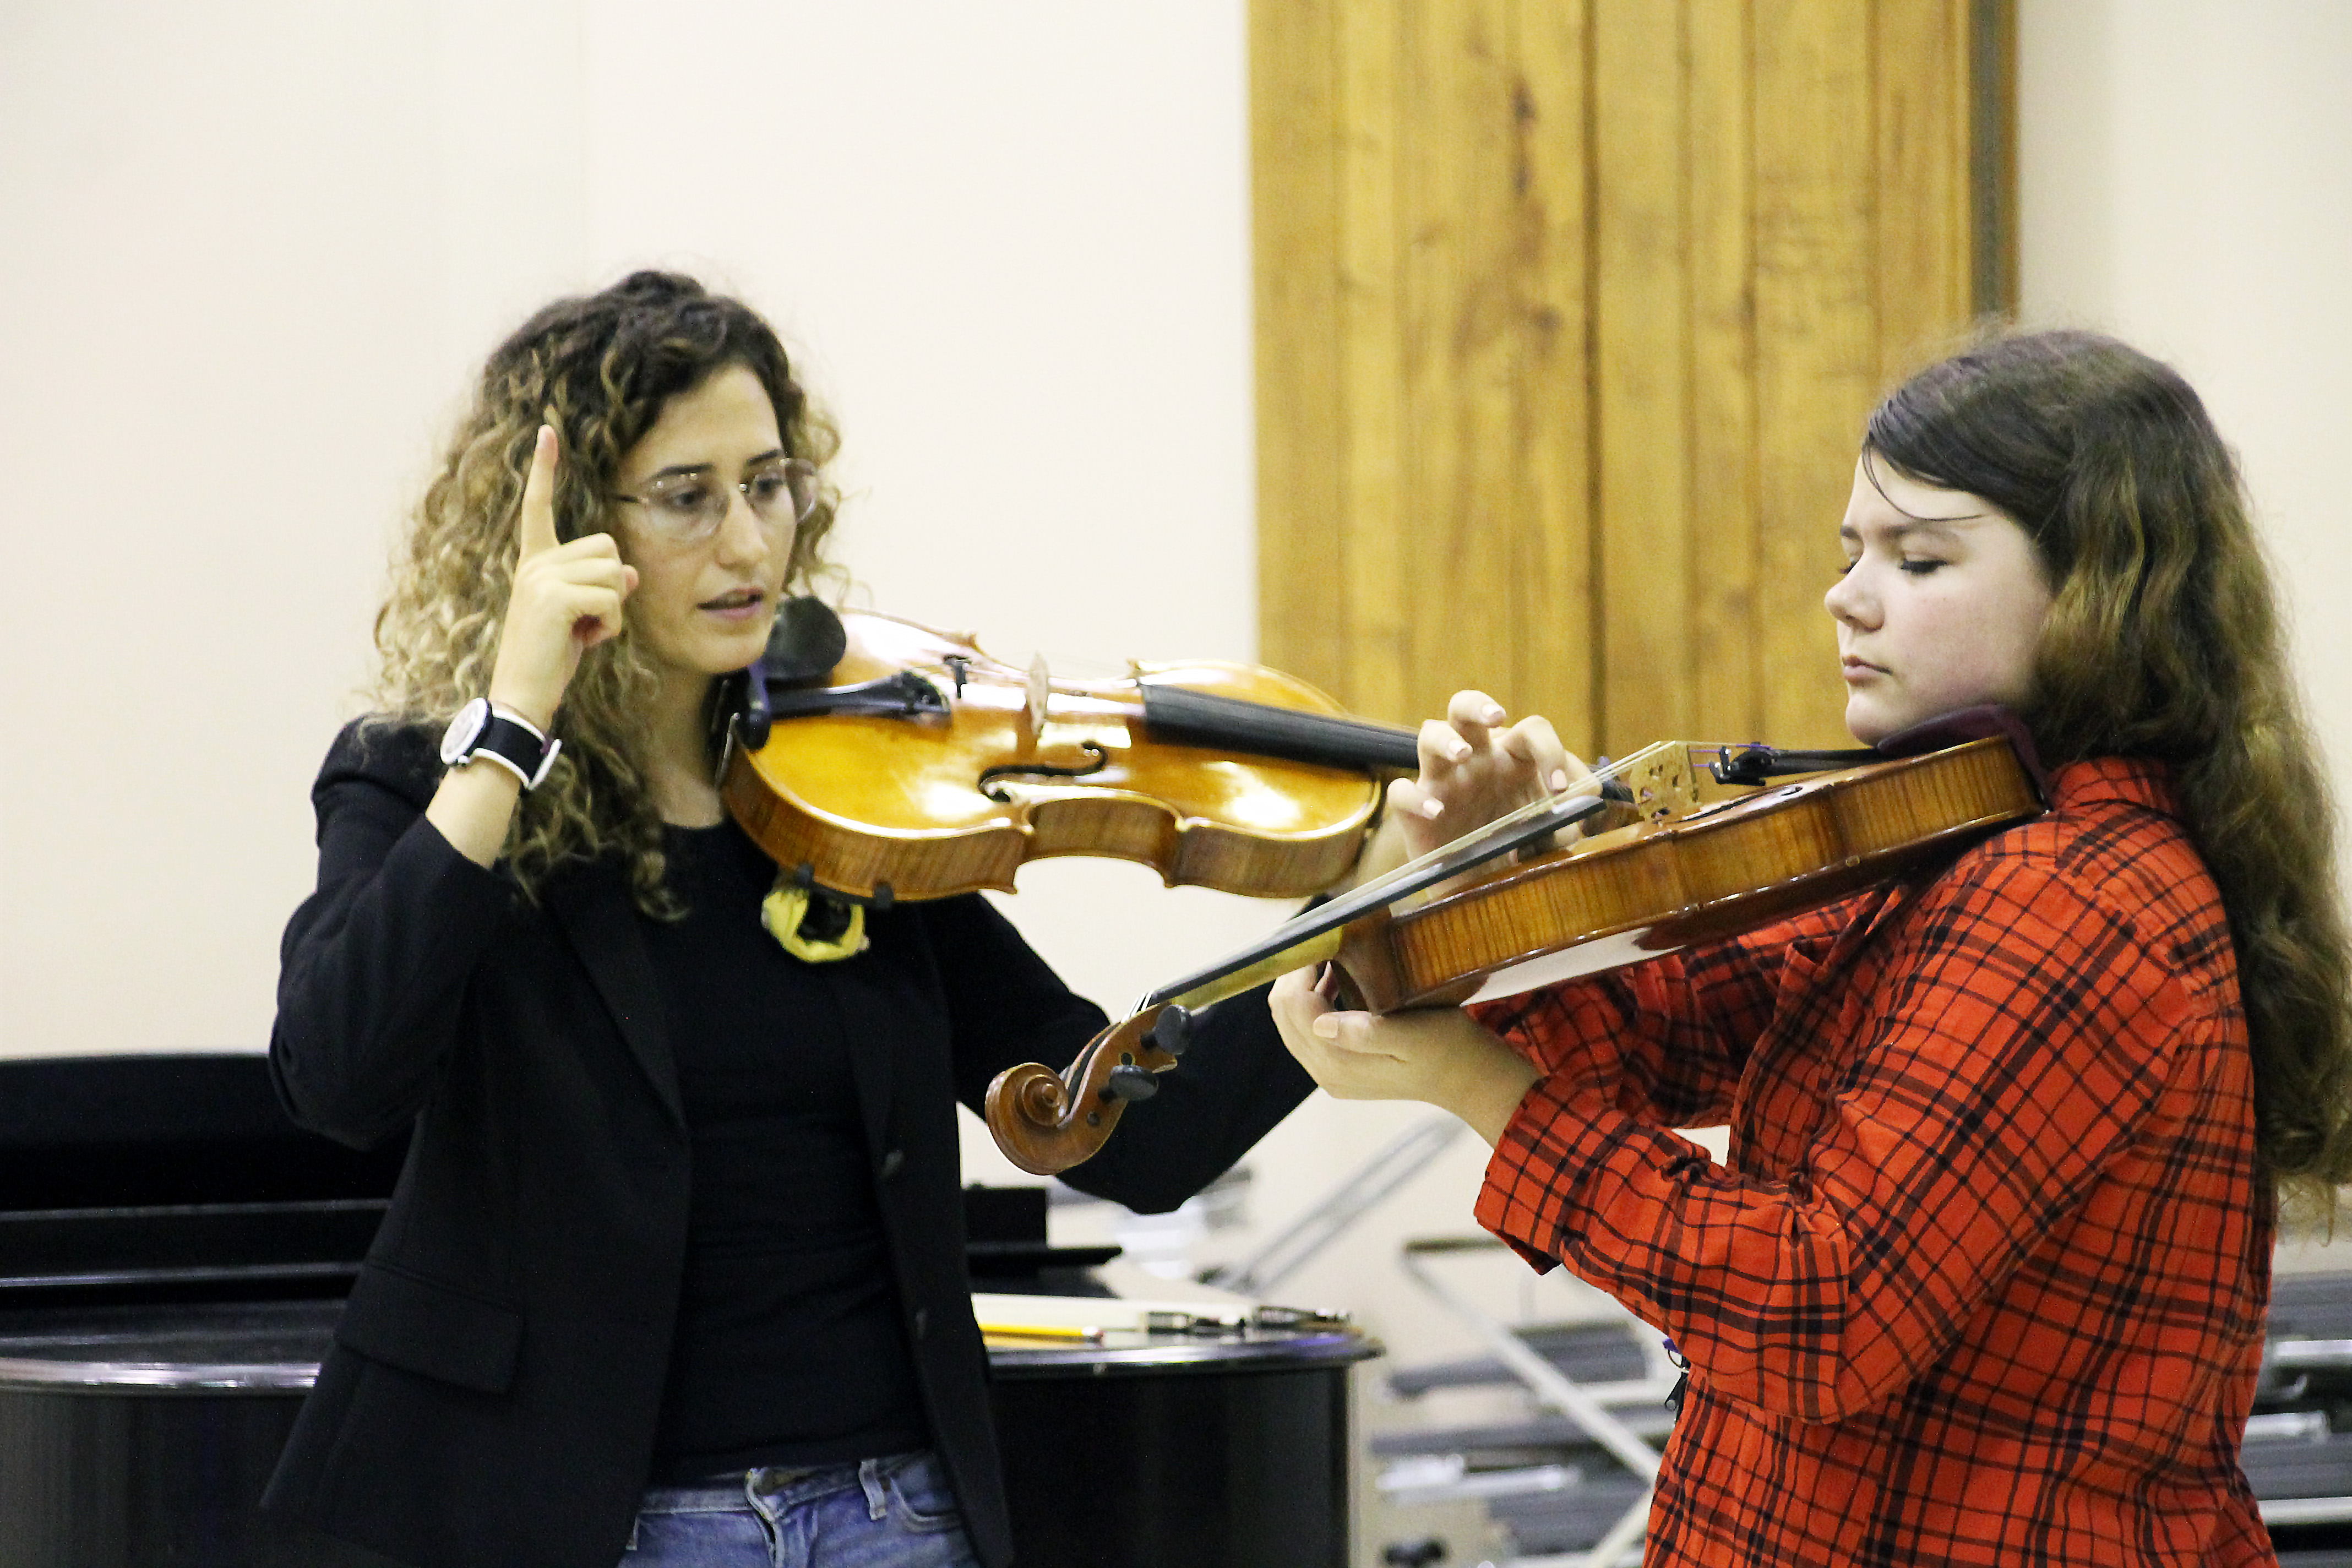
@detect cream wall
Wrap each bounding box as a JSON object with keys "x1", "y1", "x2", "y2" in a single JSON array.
[
  {"x1": 0, "y1": 1, "x2": 1270, "y2": 1063},
  {"x1": 2, "y1": 0, "x2": 2348, "y2": 1400},
  {"x1": 2018, "y1": 0, "x2": 2352, "y2": 784},
  {"x1": 0, "y1": 0, "x2": 1526, "y2": 1390}
]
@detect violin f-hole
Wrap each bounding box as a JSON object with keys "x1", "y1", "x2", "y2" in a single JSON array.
[
  {"x1": 723, "y1": 607, "x2": 1401, "y2": 906},
  {"x1": 978, "y1": 742, "x2": 1110, "y2": 803}
]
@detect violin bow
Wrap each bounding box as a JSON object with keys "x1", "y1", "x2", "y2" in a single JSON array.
[
  {"x1": 981, "y1": 742, "x2": 1699, "y2": 1172},
  {"x1": 1132, "y1": 739, "x2": 1699, "y2": 1018}
]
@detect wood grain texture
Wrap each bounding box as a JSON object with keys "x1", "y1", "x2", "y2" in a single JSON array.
[
  {"x1": 1251, "y1": 0, "x2": 1998, "y2": 758},
  {"x1": 1875, "y1": 0, "x2": 1972, "y2": 379},
  {"x1": 1592, "y1": 0, "x2": 1694, "y2": 751},
  {"x1": 1337, "y1": 0, "x2": 1410, "y2": 722},
  {"x1": 1252, "y1": 0, "x2": 1346, "y2": 698},
  {"x1": 1687, "y1": 0, "x2": 1762, "y2": 744},
  {"x1": 1399, "y1": 0, "x2": 1522, "y2": 726},
  {"x1": 1505, "y1": 0, "x2": 1596, "y2": 747},
  {"x1": 1970, "y1": 0, "x2": 2019, "y2": 314},
  {"x1": 1753, "y1": 0, "x2": 1876, "y2": 747}
]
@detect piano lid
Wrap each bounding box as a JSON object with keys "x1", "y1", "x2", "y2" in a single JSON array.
[{"x1": 0, "y1": 1054, "x2": 405, "y2": 1306}]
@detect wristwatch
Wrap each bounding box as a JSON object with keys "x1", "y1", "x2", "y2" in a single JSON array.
[{"x1": 439, "y1": 698, "x2": 561, "y2": 790}]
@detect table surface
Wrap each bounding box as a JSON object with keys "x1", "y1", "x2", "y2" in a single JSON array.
[{"x1": 0, "y1": 1291, "x2": 1376, "y2": 1394}]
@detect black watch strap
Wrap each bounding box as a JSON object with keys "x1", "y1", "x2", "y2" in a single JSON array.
[
  {"x1": 473, "y1": 711, "x2": 554, "y2": 787},
  {"x1": 442, "y1": 699, "x2": 562, "y2": 790}
]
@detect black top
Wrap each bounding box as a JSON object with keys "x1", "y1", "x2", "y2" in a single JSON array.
[
  {"x1": 642, "y1": 821, "x2": 926, "y2": 1477},
  {"x1": 262, "y1": 719, "x2": 1319, "y2": 1568}
]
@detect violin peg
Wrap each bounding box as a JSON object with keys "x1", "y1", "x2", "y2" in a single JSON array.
[
  {"x1": 1103, "y1": 1064, "x2": 1161, "y2": 1103},
  {"x1": 1144, "y1": 1004, "x2": 1192, "y2": 1058}
]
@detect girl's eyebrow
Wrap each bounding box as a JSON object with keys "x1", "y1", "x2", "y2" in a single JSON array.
[
  {"x1": 1857, "y1": 449, "x2": 1990, "y2": 529},
  {"x1": 1841, "y1": 513, "x2": 1988, "y2": 545}
]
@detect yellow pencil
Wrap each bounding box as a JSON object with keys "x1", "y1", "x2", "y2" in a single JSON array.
[{"x1": 978, "y1": 1321, "x2": 1105, "y2": 1342}]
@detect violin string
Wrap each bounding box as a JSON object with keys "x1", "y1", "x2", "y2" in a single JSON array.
[
  {"x1": 1135, "y1": 749, "x2": 1695, "y2": 1013},
  {"x1": 1346, "y1": 739, "x2": 1690, "y2": 907},
  {"x1": 1136, "y1": 791, "x2": 1622, "y2": 1012},
  {"x1": 1016, "y1": 647, "x2": 1129, "y2": 683}
]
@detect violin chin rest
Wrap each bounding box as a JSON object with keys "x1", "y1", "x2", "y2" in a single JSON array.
[{"x1": 763, "y1": 596, "x2": 851, "y2": 687}]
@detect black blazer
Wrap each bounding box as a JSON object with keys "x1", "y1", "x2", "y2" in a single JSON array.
[{"x1": 262, "y1": 722, "x2": 1315, "y2": 1568}]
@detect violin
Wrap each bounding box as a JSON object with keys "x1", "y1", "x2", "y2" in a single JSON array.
[
  {"x1": 983, "y1": 710, "x2": 2048, "y2": 1175},
  {"x1": 716, "y1": 603, "x2": 1420, "y2": 908}
]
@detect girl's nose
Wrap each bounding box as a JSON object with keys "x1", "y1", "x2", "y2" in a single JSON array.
[{"x1": 1824, "y1": 564, "x2": 1875, "y2": 628}]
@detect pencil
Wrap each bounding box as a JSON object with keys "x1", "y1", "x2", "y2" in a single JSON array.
[{"x1": 978, "y1": 1321, "x2": 1106, "y2": 1342}]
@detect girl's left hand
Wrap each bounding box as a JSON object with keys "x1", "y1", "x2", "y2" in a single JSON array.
[
  {"x1": 1330, "y1": 690, "x2": 1585, "y2": 896},
  {"x1": 1269, "y1": 967, "x2": 1538, "y2": 1145}
]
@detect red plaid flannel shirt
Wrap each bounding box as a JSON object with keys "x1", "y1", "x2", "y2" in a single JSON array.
[{"x1": 1472, "y1": 758, "x2": 2275, "y2": 1566}]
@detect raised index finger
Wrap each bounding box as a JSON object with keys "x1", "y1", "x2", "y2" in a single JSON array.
[{"x1": 516, "y1": 425, "x2": 560, "y2": 560}]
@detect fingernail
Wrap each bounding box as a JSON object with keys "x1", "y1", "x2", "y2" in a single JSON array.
[
  {"x1": 1311, "y1": 1016, "x2": 1339, "y2": 1039},
  {"x1": 1550, "y1": 770, "x2": 1570, "y2": 791},
  {"x1": 1448, "y1": 739, "x2": 1472, "y2": 761},
  {"x1": 1483, "y1": 704, "x2": 1507, "y2": 724},
  {"x1": 1418, "y1": 797, "x2": 1445, "y2": 819}
]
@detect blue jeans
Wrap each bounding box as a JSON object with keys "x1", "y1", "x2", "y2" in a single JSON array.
[{"x1": 620, "y1": 1451, "x2": 982, "y2": 1567}]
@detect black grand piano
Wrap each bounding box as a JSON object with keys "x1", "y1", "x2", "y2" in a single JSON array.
[
  {"x1": 0, "y1": 1053, "x2": 404, "y2": 1566},
  {"x1": 0, "y1": 1054, "x2": 1368, "y2": 1568}
]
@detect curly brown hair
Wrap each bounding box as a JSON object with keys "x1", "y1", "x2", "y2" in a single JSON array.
[
  {"x1": 1866, "y1": 328, "x2": 2352, "y2": 1224},
  {"x1": 369, "y1": 271, "x2": 843, "y2": 911}
]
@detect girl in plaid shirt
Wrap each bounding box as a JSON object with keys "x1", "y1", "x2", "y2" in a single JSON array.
[{"x1": 1273, "y1": 331, "x2": 2352, "y2": 1565}]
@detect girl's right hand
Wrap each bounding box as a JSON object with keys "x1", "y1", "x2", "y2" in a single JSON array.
[
  {"x1": 484, "y1": 426, "x2": 638, "y2": 729},
  {"x1": 1388, "y1": 689, "x2": 1586, "y2": 861}
]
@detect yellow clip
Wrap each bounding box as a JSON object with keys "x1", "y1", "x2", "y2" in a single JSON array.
[{"x1": 760, "y1": 878, "x2": 868, "y2": 963}]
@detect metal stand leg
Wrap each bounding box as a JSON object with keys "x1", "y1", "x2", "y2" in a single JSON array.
[
  {"x1": 1203, "y1": 1113, "x2": 1465, "y2": 1297},
  {"x1": 1399, "y1": 1238, "x2": 1666, "y2": 1568}
]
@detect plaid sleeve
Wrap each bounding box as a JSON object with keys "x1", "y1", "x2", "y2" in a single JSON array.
[
  {"x1": 1475, "y1": 851, "x2": 2192, "y2": 1422},
  {"x1": 1472, "y1": 899, "x2": 1855, "y2": 1133}
]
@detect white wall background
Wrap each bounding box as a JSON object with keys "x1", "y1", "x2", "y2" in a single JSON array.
[
  {"x1": 2018, "y1": 0, "x2": 2352, "y2": 823},
  {"x1": 0, "y1": 0, "x2": 1269, "y2": 1061},
  {"x1": 1, "y1": 0, "x2": 2348, "y2": 1424}
]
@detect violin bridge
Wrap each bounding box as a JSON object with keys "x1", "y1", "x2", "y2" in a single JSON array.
[
  {"x1": 1025, "y1": 652, "x2": 1050, "y2": 748},
  {"x1": 1609, "y1": 741, "x2": 1709, "y2": 824}
]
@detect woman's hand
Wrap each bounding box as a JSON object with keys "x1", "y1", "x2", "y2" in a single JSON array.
[
  {"x1": 484, "y1": 426, "x2": 638, "y2": 730},
  {"x1": 427, "y1": 428, "x2": 639, "y2": 868},
  {"x1": 1270, "y1": 967, "x2": 1539, "y2": 1147}
]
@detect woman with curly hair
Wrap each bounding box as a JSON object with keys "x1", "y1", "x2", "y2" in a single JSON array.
[
  {"x1": 1274, "y1": 330, "x2": 2352, "y2": 1565},
  {"x1": 265, "y1": 271, "x2": 1322, "y2": 1568}
]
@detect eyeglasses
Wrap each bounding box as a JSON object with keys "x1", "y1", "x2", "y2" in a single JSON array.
[{"x1": 607, "y1": 458, "x2": 819, "y2": 543}]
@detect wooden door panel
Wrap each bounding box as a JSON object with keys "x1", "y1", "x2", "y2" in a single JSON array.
[{"x1": 1254, "y1": 0, "x2": 2013, "y2": 756}]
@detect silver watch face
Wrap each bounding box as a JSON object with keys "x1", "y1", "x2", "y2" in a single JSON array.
[{"x1": 439, "y1": 697, "x2": 491, "y2": 765}]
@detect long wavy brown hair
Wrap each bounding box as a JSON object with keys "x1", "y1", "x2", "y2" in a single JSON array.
[
  {"x1": 369, "y1": 271, "x2": 842, "y2": 911},
  {"x1": 1866, "y1": 328, "x2": 2352, "y2": 1223}
]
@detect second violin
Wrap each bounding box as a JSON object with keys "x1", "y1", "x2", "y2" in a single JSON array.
[
  {"x1": 984, "y1": 711, "x2": 2048, "y2": 1175},
  {"x1": 716, "y1": 604, "x2": 1419, "y2": 907}
]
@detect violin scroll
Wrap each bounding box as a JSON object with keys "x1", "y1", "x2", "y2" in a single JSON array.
[{"x1": 984, "y1": 1004, "x2": 1186, "y2": 1175}]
